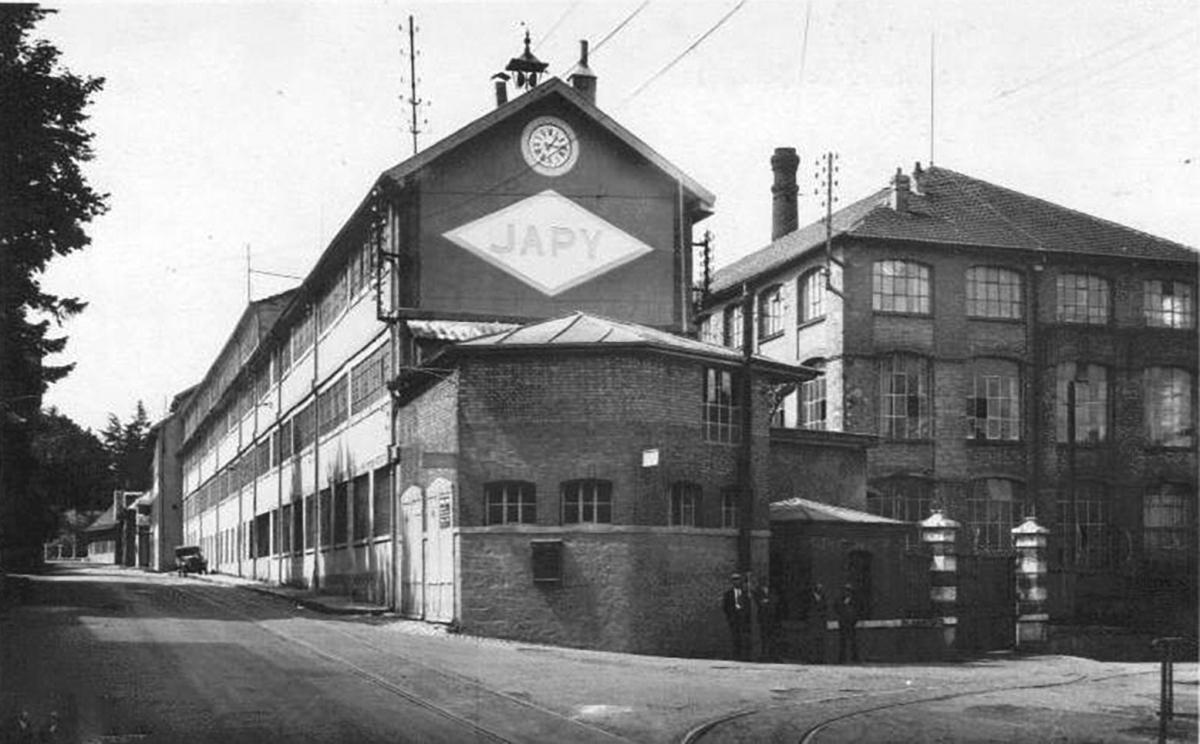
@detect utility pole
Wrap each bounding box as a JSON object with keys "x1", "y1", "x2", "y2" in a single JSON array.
[
  {"x1": 737, "y1": 283, "x2": 754, "y2": 572},
  {"x1": 815, "y1": 152, "x2": 845, "y2": 299}
]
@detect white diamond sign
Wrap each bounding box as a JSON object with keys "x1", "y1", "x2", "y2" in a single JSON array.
[{"x1": 442, "y1": 190, "x2": 655, "y2": 296}]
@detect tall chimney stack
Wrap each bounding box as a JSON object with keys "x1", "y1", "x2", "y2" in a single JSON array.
[
  {"x1": 771, "y1": 147, "x2": 800, "y2": 240},
  {"x1": 492, "y1": 72, "x2": 509, "y2": 107},
  {"x1": 567, "y1": 40, "x2": 597, "y2": 105}
]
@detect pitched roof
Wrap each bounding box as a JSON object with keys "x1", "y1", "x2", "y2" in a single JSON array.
[
  {"x1": 83, "y1": 503, "x2": 118, "y2": 533},
  {"x1": 381, "y1": 78, "x2": 715, "y2": 213},
  {"x1": 406, "y1": 319, "x2": 519, "y2": 341},
  {"x1": 455, "y1": 312, "x2": 812, "y2": 377},
  {"x1": 770, "y1": 497, "x2": 907, "y2": 525},
  {"x1": 711, "y1": 165, "x2": 1196, "y2": 296}
]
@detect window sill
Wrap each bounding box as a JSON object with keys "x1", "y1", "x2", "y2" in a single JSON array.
[
  {"x1": 1054, "y1": 441, "x2": 1110, "y2": 449},
  {"x1": 965, "y1": 438, "x2": 1023, "y2": 446},
  {"x1": 966, "y1": 315, "x2": 1024, "y2": 324},
  {"x1": 758, "y1": 330, "x2": 784, "y2": 344},
  {"x1": 796, "y1": 316, "x2": 826, "y2": 332},
  {"x1": 873, "y1": 311, "x2": 932, "y2": 320}
]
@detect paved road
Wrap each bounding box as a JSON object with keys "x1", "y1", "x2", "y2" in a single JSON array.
[{"x1": 0, "y1": 563, "x2": 626, "y2": 743}]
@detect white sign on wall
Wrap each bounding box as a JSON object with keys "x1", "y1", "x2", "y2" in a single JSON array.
[{"x1": 442, "y1": 189, "x2": 655, "y2": 296}]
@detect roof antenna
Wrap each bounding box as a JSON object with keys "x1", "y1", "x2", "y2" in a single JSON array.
[
  {"x1": 929, "y1": 32, "x2": 935, "y2": 167},
  {"x1": 399, "y1": 15, "x2": 430, "y2": 155}
]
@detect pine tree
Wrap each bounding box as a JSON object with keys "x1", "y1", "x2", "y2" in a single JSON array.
[{"x1": 0, "y1": 6, "x2": 107, "y2": 566}]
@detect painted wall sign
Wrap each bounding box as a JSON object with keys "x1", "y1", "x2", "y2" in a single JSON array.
[{"x1": 442, "y1": 189, "x2": 655, "y2": 296}]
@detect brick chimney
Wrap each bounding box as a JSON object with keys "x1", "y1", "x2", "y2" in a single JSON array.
[
  {"x1": 890, "y1": 167, "x2": 911, "y2": 212},
  {"x1": 567, "y1": 40, "x2": 597, "y2": 105},
  {"x1": 771, "y1": 147, "x2": 800, "y2": 240},
  {"x1": 492, "y1": 72, "x2": 510, "y2": 107}
]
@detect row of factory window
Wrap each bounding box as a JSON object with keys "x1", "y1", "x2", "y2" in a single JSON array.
[
  {"x1": 868, "y1": 476, "x2": 1195, "y2": 565},
  {"x1": 484, "y1": 480, "x2": 742, "y2": 528},
  {"x1": 182, "y1": 234, "x2": 380, "y2": 447},
  {"x1": 701, "y1": 265, "x2": 1195, "y2": 348},
  {"x1": 183, "y1": 344, "x2": 391, "y2": 512}
]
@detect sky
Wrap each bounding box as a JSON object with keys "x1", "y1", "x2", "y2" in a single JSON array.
[{"x1": 35, "y1": 0, "x2": 1200, "y2": 433}]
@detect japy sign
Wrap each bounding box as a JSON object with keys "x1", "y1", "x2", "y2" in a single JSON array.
[{"x1": 442, "y1": 190, "x2": 655, "y2": 296}]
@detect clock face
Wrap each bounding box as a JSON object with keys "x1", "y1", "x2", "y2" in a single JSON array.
[{"x1": 521, "y1": 117, "x2": 578, "y2": 176}]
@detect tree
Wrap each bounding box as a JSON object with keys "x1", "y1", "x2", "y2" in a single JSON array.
[
  {"x1": 101, "y1": 401, "x2": 154, "y2": 492},
  {"x1": 0, "y1": 5, "x2": 107, "y2": 566},
  {"x1": 29, "y1": 406, "x2": 112, "y2": 512}
]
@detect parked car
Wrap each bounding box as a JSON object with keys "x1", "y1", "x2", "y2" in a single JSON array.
[{"x1": 174, "y1": 545, "x2": 208, "y2": 576}]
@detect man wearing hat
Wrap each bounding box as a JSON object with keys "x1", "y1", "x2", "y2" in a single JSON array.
[{"x1": 722, "y1": 572, "x2": 752, "y2": 660}]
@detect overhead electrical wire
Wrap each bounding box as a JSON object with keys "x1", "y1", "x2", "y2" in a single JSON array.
[
  {"x1": 591, "y1": 0, "x2": 651, "y2": 55},
  {"x1": 621, "y1": 0, "x2": 749, "y2": 105},
  {"x1": 533, "y1": 1, "x2": 580, "y2": 53}
]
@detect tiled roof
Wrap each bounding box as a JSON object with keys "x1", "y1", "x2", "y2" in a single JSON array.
[
  {"x1": 711, "y1": 166, "x2": 1196, "y2": 296},
  {"x1": 770, "y1": 497, "x2": 907, "y2": 525},
  {"x1": 456, "y1": 312, "x2": 809, "y2": 376}
]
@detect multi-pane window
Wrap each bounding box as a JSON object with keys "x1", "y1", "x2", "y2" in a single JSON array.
[
  {"x1": 351, "y1": 344, "x2": 391, "y2": 414},
  {"x1": 720, "y1": 488, "x2": 740, "y2": 528},
  {"x1": 966, "y1": 478, "x2": 1020, "y2": 552},
  {"x1": 317, "y1": 375, "x2": 349, "y2": 436},
  {"x1": 669, "y1": 482, "x2": 701, "y2": 527},
  {"x1": 1055, "y1": 363, "x2": 1108, "y2": 443},
  {"x1": 485, "y1": 481, "x2": 537, "y2": 525},
  {"x1": 966, "y1": 267, "x2": 1023, "y2": 319},
  {"x1": 723, "y1": 304, "x2": 743, "y2": 350},
  {"x1": 333, "y1": 482, "x2": 349, "y2": 545},
  {"x1": 304, "y1": 494, "x2": 316, "y2": 548},
  {"x1": 1144, "y1": 367, "x2": 1193, "y2": 447},
  {"x1": 319, "y1": 489, "x2": 333, "y2": 547},
  {"x1": 292, "y1": 311, "x2": 314, "y2": 359},
  {"x1": 966, "y1": 360, "x2": 1021, "y2": 441},
  {"x1": 276, "y1": 419, "x2": 293, "y2": 462},
  {"x1": 254, "y1": 512, "x2": 271, "y2": 558},
  {"x1": 699, "y1": 314, "x2": 722, "y2": 345},
  {"x1": 562, "y1": 479, "x2": 612, "y2": 524},
  {"x1": 1057, "y1": 482, "x2": 1117, "y2": 569},
  {"x1": 280, "y1": 504, "x2": 293, "y2": 554},
  {"x1": 1143, "y1": 280, "x2": 1194, "y2": 329},
  {"x1": 372, "y1": 466, "x2": 392, "y2": 537},
  {"x1": 292, "y1": 403, "x2": 315, "y2": 453},
  {"x1": 867, "y1": 477, "x2": 932, "y2": 523},
  {"x1": 757, "y1": 285, "x2": 784, "y2": 340},
  {"x1": 352, "y1": 474, "x2": 370, "y2": 542},
  {"x1": 1143, "y1": 484, "x2": 1193, "y2": 557},
  {"x1": 797, "y1": 269, "x2": 825, "y2": 323},
  {"x1": 317, "y1": 270, "x2": 349, "y2": 333},
  {"x1": 800, "y1": 359, "x2": 827, "y2": 431},
  {"x1": 872, "y1": 260, "x2": 930, "y2": 314},
  {"x1": 703, "y1": 368, "x2": 742, "y2": 444},
  {"x1": 880, "y1": 354, "x2": 930, "y2": 439},
  {"x1": 1056, "y1": 274, "x2": 1109, "y2": 324}
]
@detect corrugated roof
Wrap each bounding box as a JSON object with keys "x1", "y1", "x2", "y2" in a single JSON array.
[
  {"x1": 406, "y1": 319, "x2": 519, "y2": 341},
  {"x1": 711, "y1": 165, "x2": 1196, "y2": 296},
  {"x1": 770, "y1": 497, "x2": 907, "y2": 525},
  {"x1": 382, "y1": 78, "x2": 715, "y2": 212}
]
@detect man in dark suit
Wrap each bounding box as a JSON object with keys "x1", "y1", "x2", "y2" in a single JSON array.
[
  {"x1": 835, "y1": 582, "x2": 861, "y2": 663},
  {"x1": 722, "y1": 572, "x2": 752, "y2": 660}
]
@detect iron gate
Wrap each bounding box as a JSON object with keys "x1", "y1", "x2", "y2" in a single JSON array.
[{"x1": 957, "y1": 553, "x2": 1016, "y2": 652}]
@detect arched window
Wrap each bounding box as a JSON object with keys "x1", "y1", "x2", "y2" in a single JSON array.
[
  {"x1": 1143, "y1": 280, "x2": 1194, "y2": 329},
  {"x1": 1056, "y1": 274, "x2": 1109, "y2": 324},
  {"x1": 966, "y1": 266, "x2": 1023, "y2": 319},
  {"x1": 757, "y1": 284, "x2": 784, "y2": 340},
  {"x1": 1143, "y1": 483, "x2": 1194, "y2": 559},
  {"x1": 1144, "y1": 367, "x2": 1193, "y2": 447},
  {"x1": 670, "y1": 482, "x2": 701, "y2": 527},
  {"x1": 485, "y1": 481, "x2": 537, "y2": 525},
  {"x1": 797, "y1": 269, "x2": 825, "y2": 323},
  {"x1": 1057, "y1": 481, "x2": 1117, "y2": 569},
  {"x1": 966, "y1": 358, "x2": 1021, "y2": 441},
  {"x1": 867, "y1": 477, "x2": 932, "y2": 523},
  {"x1": 872, "y1": 260, "x2": 930, "y2": 314},
  {"x1": 722, "y1": 304, "x2": 743, "y2": 350},
  {"x1": 561, "y1": 479, "x2": 612, "y2": 524}
]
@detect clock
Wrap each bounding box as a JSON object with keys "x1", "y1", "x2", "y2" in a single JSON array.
[{"x1": 521, "y1": 116, "x2": 578, "y2": 176}]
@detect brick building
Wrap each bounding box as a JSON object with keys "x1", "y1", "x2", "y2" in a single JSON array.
[{"x1": 698, "y1": 155, "x2": 1198, "y2": 627}]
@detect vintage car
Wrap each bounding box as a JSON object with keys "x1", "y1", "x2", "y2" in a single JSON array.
[{"x1": 174, "y1": 545, "x2": 208, "y2": 576}]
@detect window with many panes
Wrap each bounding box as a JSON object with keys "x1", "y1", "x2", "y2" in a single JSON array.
[
  {"x1": 351, "y1": 344, "x2": 391, "y2": 414},
  {"x1": 1055, "y1": 363, "x2": 1108, "y2": 443},
  {"x1": 880, "y1": 354, "x2": 930, "y2": 439},
  {"x1": 723, "y1": 304, "x2": 743, "y2": 350},
  {"x1": 966, "y1": 478, "x2": 1021, "y2": 552},
  {"x1": 872, "y1": 260, "x2": 930, "y2": 314},
  {"x1": 699, "y1": 314, "x2": 722, "y2": 345},
  {"x1": 720, "y1": 488, "x2": 740, "y2": 528},
  {"x1": 332, "y1": 482, "x2": 349, "y2": 545},
  {"x1": 485, "y1": 481, "x2": 537, "y2": 525},
  {"x1": 966, "y1": 267, "x2": 1023, "y2": 319},
  {"x1": 372, "y1": 466, "x2": 392, "y2": 537},
  {"x1": 670, "y1": 482, "x2": 701, "y2": 527},
  {"x1": 1056, "y1": 274, "x2": 1109, "y2": 324},
  {"x1": 1143, "y1": 280, "x2": 1194, "y2": 329},
  {"x1": 1144, "y1": 367, "x2": 1193, "y2": 447},
  {"x1": 317, "y1": 375, "x2": 349, "y2": 436},
  {"x1": 757, "y1": 285, "x2": 784, "y2": 340},
  {"x1": 703, "y1": 368, "x2": 741, "y2": 444},
  {"x1": 562, "y1": 479, "x2": 612, "y2": 524},
  {"x1": 352, "y1": 474, "x2": 370, "y2": 541},
  {"x1": 1057, "y1": 482, "x2": 1118, "y2": 569},
  {"x1": 1143, "y1": 484, "x2": 1193, "y2": 558},
  {"x1": 800, "y1": 359, "x2": 826, "y2": 431},
  {"x1": 797, "y1": 269, "x2": 825, "y2": 324},
  {"x1": 966, "y1": 359, "x2": 1021, "y2": 441},
  {"x1": 867, "y1": 477, "x2": 932, "y2": 523}
]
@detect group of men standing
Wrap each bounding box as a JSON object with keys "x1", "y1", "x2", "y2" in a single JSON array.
[{"x1": 721, "y1": 572, "x2": 861, "y2": 663}]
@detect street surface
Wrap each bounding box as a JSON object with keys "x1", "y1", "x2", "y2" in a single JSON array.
[{"x1": 1, "y1": 563, "x2": 1195, "y2": 743}]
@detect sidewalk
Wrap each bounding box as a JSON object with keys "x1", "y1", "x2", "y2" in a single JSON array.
[{"x1": 190, "y1": 571, "x2": 1197, "y2": 743}]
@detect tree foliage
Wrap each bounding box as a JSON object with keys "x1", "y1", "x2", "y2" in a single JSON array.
[
  {"x1": 0, "y1": 5, "x2": 107, "y2": 564},
  {"x1": 101, "y1": 401, "x2": 154, "y2": 492},
  {"x1": 29, "y1": 406, "x2": 112, "y2": 512}
]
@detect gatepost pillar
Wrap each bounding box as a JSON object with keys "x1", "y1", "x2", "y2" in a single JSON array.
[
  {"x1": 920, "y1": 509, "x2": 959, "y2": 652},
  {"x1": 1011, "y1": 515, "x2": 1049, "y2": 647}
]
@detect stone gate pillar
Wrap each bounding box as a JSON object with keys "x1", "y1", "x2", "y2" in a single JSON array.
[
  {"x1": 1011, "y1": 515, "x2": 1049, "y2": 647},
  {"x1": 921, "y1": 510, "x2": 959, "y2": 651}
]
